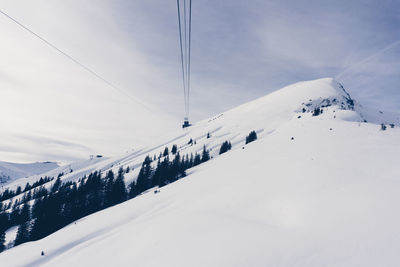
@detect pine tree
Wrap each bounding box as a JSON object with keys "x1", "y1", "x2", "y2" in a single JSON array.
[
  {"x1": 170, "y1": 153, "x2": 181, "y2": 182},
  {"x1": 312, "y1": 107, "x2": 322, "y2": 116},
  {"x1": 104, "y1": 170, "x2": 115, "y2": 207},
  {"x1": 110, "y1": 168, "x2": 127, "y2": 205},
  {"x1": 201, "y1": 146, "x2": 210, "y2": 163},
  {"x1": 193, "y1": 153, "x2": 201, "y2": 166},
  {"x1": 10, "y1": 206, "x2": 21, "y2": 226},
  {"x1": 171, "y1": 144, "x2": 178, "y2": 155},
  {"x1": 219, "y1": 141, "x2": 232, "y2": 154},
  {"x1": 245, "y1": 131, "x2": 258, "y2": 144},
  {"x1": 0, "y1": 231, "x2": 5, "y2": 252},
  {"x1": 14, "y1": 222, "x2": 30, "y2": 246},
  {"x1": 128, "y1": 181, "x2": 136, "y2": 199},
  {"x1": 134, "y1": 156, "x2": 153, "y2": 196},
  {"x1": 152, "y1": 159, "x2": 162, "y2": 188},
  {"x1": 189, "y1": 153, "x2": 194, "y2": 168},
  {"x1": 19, "y1": 203, "x2": 31, "y2": 223},
  {"x1": 23, "y1": 183, "x2": 31, "y2": 193},
  {"x1": 0, "y1": 212, "x2": 9, "y2": 233},
  {"x1": 51, "y1": 177, "x2": 62, "y2": 193},
  {"x1": 163, "y1": 147, "x2": 169, "y2": 156},
  {"x1": 157, "y1": 157, "x2": 170, "y2": 187},
  {"x1": 15, "y1": 186, "x2": 22, "y2": 195}
]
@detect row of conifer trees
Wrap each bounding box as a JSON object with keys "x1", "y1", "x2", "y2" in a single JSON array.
[
  {"x1": 0, "y1": 145, "x2": 211, "y2": 250},
  {"x1": 0, "y1": 130, "x2": 257, "y2": 251}
]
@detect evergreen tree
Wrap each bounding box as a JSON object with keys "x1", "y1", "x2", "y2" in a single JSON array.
[
  {"x1": 163, "y1": 147, "x2": 169, "y2": 156},
  {"x1": 312, "y1": 107, "x2": 322, "y2": 116},
  {"x1": 201, "y1": 146, "x2": 210, "y2": 163},
  {"x1": 0, "y1": 231, "x2": 5, "y2": 252},
  {"x1": 171, "y1": 144, "x2": 178, "y2": 155},
  {"x1": 245, "y1": 131, "x2": 258, "y2": 144},
  {"x1": 133, "y1": 156, "x2": 153, "y2": 196},
  {"x1": 0, "y1": 212, "x2": 9, "y2": 233},
  {"x1": 170, "y1": 153, "x2": 181, "y2": 182},
  {"x1": 19, "y1": 203, "x2": 31, "y2": 223},
  {"x1": 23, "y1": 183, "x2": 31, "y2": 193},
  {"x1": 157, "y1": 157, "x2": 170, "y2": 187},
  {"x1": 152, "y1": 159, "x2": 162, "y2": 188},
  {"x1": 189, "y1": 153, "x2": 194, "y2": 168},
  {"x1": 10, "y1": 206, "x2": 21, "y2": 226},
  {"x1": 219, "y1": 141, "x2": 232, "y2": 155},
  {"x1": 128, "y1": 181, "x2": 136, "y2": 199},
  {"x1": 207, "y1": 132, "x2": 211, "y2": 139},
  {"x1": 104, "y1": 170, "x2": 115, "y2": 207},
  {"x1": 15, "y1": 186, "x2": 22, "y2": 196},
  {"x1": 110, "y1": 168, "x2": 127, "y2": 205},
  {"x1": 193, "y1": 153, "x2": 201, "y2": 166},
  {"x1": 14, "y1": 222, "x2": 30, "y2": 246}
]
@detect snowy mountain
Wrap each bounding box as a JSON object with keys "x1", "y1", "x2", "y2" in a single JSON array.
[
  {"x1": 1, "y1": 78, "x2": 399, "y2": 266},
  {"x1": 0, "y1": 161, "x2": 59, "y2": 185}
]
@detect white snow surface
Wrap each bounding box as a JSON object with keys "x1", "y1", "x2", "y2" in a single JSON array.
[
  {"x1": 1, "y1": 78, "x2": 400, "y2": 266},
  {"x1": 0, "y1": 161, "x2": 59, "y2": 185}
]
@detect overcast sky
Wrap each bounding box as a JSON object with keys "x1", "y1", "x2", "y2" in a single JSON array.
[{"x1": 0, "y1": 0, "x2": 399, "y2": 163}]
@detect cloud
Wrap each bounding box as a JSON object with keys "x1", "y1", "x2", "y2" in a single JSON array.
[{"x1": 0, "y1": 0, "x2": 399, "y2": 162}]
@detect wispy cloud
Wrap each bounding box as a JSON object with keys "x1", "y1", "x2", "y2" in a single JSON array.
[{"x1": 0, "y1": 0, "x2": 399, "y2": 162}]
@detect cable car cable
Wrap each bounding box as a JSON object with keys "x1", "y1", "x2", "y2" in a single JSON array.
[{"x1": 0, "y1": 9, "x2": 146, "y2": 108}]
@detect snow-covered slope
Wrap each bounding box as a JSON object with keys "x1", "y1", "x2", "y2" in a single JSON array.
[
  {"x1": 1, "y1": 78, "x2": 400, "y2": 266},
  {"x1": 0, "y1": 161, "x2": 58, "y2": 185}
]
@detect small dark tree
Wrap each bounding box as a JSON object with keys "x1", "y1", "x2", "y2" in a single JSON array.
[
  {"x1": 133, "y1": 156, "x2": 153, "y2": 196},
  {"x1": 0, "y1": 231, "x2": 5, "y2": 252},
  {"x1": 193, "y1": 153, "x2": 201, "y2": 166},
  {"x1": 110, "y1": 168, "x2": 127, "y2": 205},
  {"x1": 14, "y1": 222, "x2": 30, "y2": 246},
  {"x1": 312, "y1": 107, "x2": 323, "y2": 116},
  {"x1": 128, "y1": 182, "x2": 136, "y2": 199},
  {"x1": 219, "y1": 141, "x2": 232, "y2": 155},
  {"x1": 201, "y1": 146, "x2": 210, "y2": 163},
  {"x1": 15, "y1": 186, "x2": 22, "y2": 196},
  {"x1": 207, "y1": 132, "x2": 211, "y2": 139},
  {"x1": 51, "y1": 177, "x2": 62, "y2": 193},
  {"x1": 19, "y1": 203, "x2": 31, "y2": 223},
  {"x1": 151, "y1": 159, "x2": 162, "y2": 187},
  {"x1": 245, "y1": 131, "x2": 258, "y2": 144},
  {"x1": 0, "y1": 213, "x2": 9, "y2": 232},
  {"x1": 171, "y1": 144, "x2": 178, "y2": 155},
  {"x1": 10, "y1": 206, "x2": 21, "y2": 226},
  {"x1": 104, "y1": 170, "x2": 115, "y2": 207},
  {"x1": 23, "y1": 183, "x2": 31, "y2": 193},
  {"x1": 163, "y1": 147, "x2": 169, "y2": 156},
  {"x1": 381, "y1": 124, "x2": 387, "y2": 131}
]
